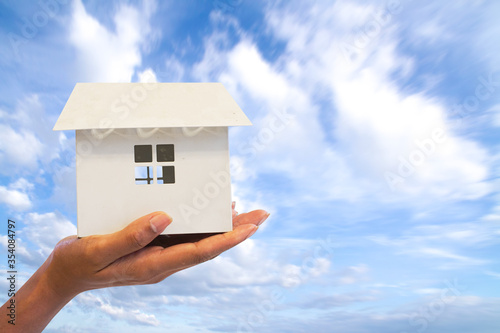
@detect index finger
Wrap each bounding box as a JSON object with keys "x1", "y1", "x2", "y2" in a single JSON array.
[{"x1": 149, "y1": 223, "x2": 258, "y2": 273}]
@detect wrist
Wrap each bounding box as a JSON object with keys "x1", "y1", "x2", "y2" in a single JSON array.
[
  {"x1": 41, "y1": 253, "x2": 83, "y2": 302},
  {"x1": 1, "y1": 258, "x2": 77, "y2": 333}
]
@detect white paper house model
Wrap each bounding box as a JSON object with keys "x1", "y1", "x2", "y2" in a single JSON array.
[{"x1": 54, "y1": 83, "x2": 251, "y2": 237}]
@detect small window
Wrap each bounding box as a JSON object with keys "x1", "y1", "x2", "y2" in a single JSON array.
[
  {"x1": 134, "y1": 145, "x2": 152, "y2": 163},
  {"x1": 135, "y1": 166, "x2": 153, "y2": 185},
  {"x1": 133, "y1": 144, "x2": 175, "y2": 185},
  {"x1": 157, "y1": 166, "x2": 175, "y2": 184},
  {"x1": 157, "y1": 144, "x2": 174, "y2": 162}
]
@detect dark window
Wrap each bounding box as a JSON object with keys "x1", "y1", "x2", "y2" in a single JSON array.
[
  {"x1": 134, "y1": 145, "x2": 152, "y2": 163},
  {"x1": 157, "y1": 144, "x2": 175, "y2": 162},
  {"x1": 157, "y1": 166, "x2": 175, "y2": 184},
  {"x1": 134, "y1": 144, "x2": 175, "y2": 185},
  {"x1": 135, "y1": 166, "x2": 153, "y2": 185}
]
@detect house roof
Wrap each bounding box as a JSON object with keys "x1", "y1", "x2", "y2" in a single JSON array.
[{"x1": 53, "y1": 83, "x2": 251, "y2": 130}]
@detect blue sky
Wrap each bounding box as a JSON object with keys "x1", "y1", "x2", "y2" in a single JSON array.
[{"x1": 1, "y1": 0, "x2": 500, "y2": 332}]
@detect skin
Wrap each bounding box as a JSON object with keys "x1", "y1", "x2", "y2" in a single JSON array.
[{"x1": 1, "y1": 203, "x2": 269, "y2": 333}]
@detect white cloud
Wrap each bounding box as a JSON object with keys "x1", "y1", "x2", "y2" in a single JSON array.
[
  {"x1": 79, "y1": 235, "x2": 335, "y2": 322},
  {"x1": 408, "y1": 247, "x2": 488, "y2": 268},
  {"x1": 49, "y1": 163, "x2": 77, "y2": 212},
  {"x1": 43, "y1": 235, "x2": 330, "y2": 329},
  {"x1": 194, "y1": 31, "x2": 360, "y2": 207},
  {"x1": 167, "y1": 238, "x2": 332, "y2": 292},
  {"x1": 0, "y1": 178, "x2": 33, "y2": 211},
  {"x1": 488, "y1": 104, "x2": 500, "y2": 127},
  {"x1": 192, "y1": 20, "x2": 240, "y2": 83},
  {"x1": 280, "y1": 257, "x2": 332, "y2": 288},
  {"x1": 137, "y1": 68, "x2": 157, "y2": 83},
  {"x1": 258, "y1": 296, "x2": 500, "y2": 333},
  {"x1": 0, "y1": 232, "x2": 39, "y2": 269},
  {"x1": 368, "y1": 217, "x2": 500, "y2": 248},
  {"x1": 414, "y1": 287, "x2": 443, "y2": 295},
  {"x1": 161, "y1": 56, "x2": 185, "y2": 82},
  {"x1": 69, "y1": 0, "x2": 156, "y2": 82},
  {"x1": 331, "y1": 66, "x2": 491, "y2": 200},
  {"x1": 190, "y1": 0, "x2": 494, "y2": 210},
  {"x1": 297, "y1": 290, "x2": 379, "y2": 309},
  {"x1": 224, "y1": 41, "x2": 292, "y2": 108},
  {"x1": 76, "y1": 292, "x2": 159, "y2": 326},
  {"x1": 0, "y1": 94, "x2": 67, "y2": 184},
  {"x1": 9, "y1": 178, "x2": 35, "y2": 191},
  {"x1": 0, "y1": 124, "x2": 44, "y2": 171},
  {"x1": 367, "y1": 215, "x2": 500, "y2": 269},
  {"x1": 21, "y1": 212, "x2": 76, "y2": 258},
  {"x1": 336, "y1": 264, "x2": 370, "y2": 285},
  {"x1": 0, "y1": 186, "x2": 31, "y2": 211},
  {"x1": 1, "y1": 1, "x2": 499, "y2": 332},
  {"x1": 484, "y1": 271, "x2": 500, "y2": 279},
  {"x1": 262, "y1": 0, "x2": 493, "y2": 203}
]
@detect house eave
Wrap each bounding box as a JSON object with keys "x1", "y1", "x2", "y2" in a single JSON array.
[{"x1": 53, "y1": 82, "x2": 252, "y2": 131}]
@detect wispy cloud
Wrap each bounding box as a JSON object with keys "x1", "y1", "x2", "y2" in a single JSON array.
[
  {"x1": 69, "y1": 0, "x2": 157, "y2": 82},
  {"x1": 0, "y1": 178, "x2": 33, "y2": 211},
  {"x1": 367, "y1": 215, "x2": 500, "y2": 269},
  {"x1": 266, "y1": 0, "x2": 493, "y2": 204},
  {"x1": 20, "y1": 212, "x2": 76, "y2": 261},
  {"x1": 76, "y1": 292, "x2": 159, "y2": 326},
  {"x1": 484, "y1": 271, "x2": 500, "y2": 279},
  {"x1": 1, "y1": 0, "x2": 499, "y2": 332},
  {"x1": 296, "y1": 289, "x2": 379, "y2": 309},
  {"x1": 406, "y1": 247, "x2": 488, "y2": 268}
]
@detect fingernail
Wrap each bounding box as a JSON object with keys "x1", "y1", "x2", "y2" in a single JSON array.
[
  {"x1": 246, "y1": 225, "x2": 258, "y2": 239},
  {"x1": 150, "y1": 213, "x2": 172, "y2": 233},
  {"x1": 258, "y1": 213, "x2": 270, "y2": 226}
]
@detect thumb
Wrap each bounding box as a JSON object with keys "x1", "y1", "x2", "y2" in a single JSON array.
[{"x1": 98, "y1": 212, "x2": 172, "y2": 264}]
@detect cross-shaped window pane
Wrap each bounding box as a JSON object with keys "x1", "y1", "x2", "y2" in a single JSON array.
[{"x1": 135, "y1": 166, "x2": 153, "y2": 185}]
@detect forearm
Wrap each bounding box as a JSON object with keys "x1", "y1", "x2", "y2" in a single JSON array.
[
  {"x1": 1, "y1": 258, "x2": 76, "y2": 333},
  {"x1": 0, "y1": 208, "x2": 267, "y2": 331}
]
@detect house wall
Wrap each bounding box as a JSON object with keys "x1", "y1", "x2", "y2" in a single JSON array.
[{"x1": 75, "y1": 127, "x2": 232, "y2": 237}]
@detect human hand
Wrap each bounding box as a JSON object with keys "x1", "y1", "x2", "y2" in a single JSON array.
[
  {"x1": 42, "y1": 203, "x2": 269, "y2": 298},
  {"x1": 0, "y1": 203, "x2": 268, "y2": 333}
]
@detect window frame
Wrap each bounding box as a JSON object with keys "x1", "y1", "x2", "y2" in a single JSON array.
[{"x1": 133, "y1": 144, "x2": 176, "y2": 185}]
